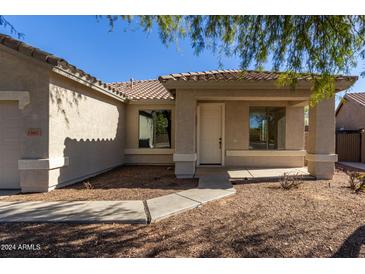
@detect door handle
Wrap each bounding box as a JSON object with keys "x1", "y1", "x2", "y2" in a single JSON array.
[{"x1": 219, "y1": 137, "x2": 222, "y2": 149}]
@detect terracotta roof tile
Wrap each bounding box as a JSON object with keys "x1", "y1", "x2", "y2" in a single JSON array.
[
  {"x1": 109, "y1": 80, "x2": 173, "y2": 100},
  {"x1": 345, "y1": 92, "x2": 365, "y2": 107},
  {"x1": 159, "y1": 69, "x2": 358, "y2": 82},
  {"x1": 1, "y1": 33, "x2": 358, "y2": 102},
  {"x1": 0, "y1": 33, "x2": 125, "y2": 100}
]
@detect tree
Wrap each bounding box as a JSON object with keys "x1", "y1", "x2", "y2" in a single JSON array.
[
  {"x1": 2, "y1": 15, "x2": 364, "y2": 103},
  {"x1": 105, "y1": 15, "x2": 365, "y2": 104},
  {"x1": 0, "y1": 16, "x2": 23, "y2": 38}
]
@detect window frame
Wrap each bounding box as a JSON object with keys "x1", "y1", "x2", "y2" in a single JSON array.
[
  {"x1": 248, "y1": 106, "x2": 286, "y2": 150},
  {"x1": 138, "y1": 109, "x2": 172, "y2": 149}
]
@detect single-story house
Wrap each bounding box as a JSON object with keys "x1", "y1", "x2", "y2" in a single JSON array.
[
  {"x1": 336, "y1": 92, "x2": 365, "y2": 130},
  {"x1": 0, "y1": 34, "x2": 357, "y2": 192}
]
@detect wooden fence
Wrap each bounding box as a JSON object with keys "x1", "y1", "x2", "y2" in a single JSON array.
[{"x1": 336, "y1": 130, "x2": 365, "y2": 162}]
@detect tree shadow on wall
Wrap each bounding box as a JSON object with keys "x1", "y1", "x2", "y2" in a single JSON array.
[{"x1": 49, "y1": 84, "x2": 85, "y2": 126}]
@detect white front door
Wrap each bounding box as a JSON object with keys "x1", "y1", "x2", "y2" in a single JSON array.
[{"x1": 198, "y1": 103, "x2": 223, "y2": 165}]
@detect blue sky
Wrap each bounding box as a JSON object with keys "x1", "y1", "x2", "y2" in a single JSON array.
[
  {"x1": 2, "y1": 15, "x2": 365, "y2": 105},
  {"x1": 1, "y1": 16, "x2": 241, "y2": 82}
]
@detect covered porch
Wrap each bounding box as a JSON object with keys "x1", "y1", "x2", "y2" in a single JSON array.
[{"x1": 159, "y1": 70, "x2": 356, "y2": 180}]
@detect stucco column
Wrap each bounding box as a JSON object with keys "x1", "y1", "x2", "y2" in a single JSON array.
[
  {"x1": 173, "y1": 89, "x2": 197, "y2": 178},
  {"x1": 306, "y1": 98, "x2": 337, "y2": 179}
]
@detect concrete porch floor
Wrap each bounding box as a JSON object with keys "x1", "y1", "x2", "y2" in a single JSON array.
[{"x1": 195, "y1": 166, "x2": 312, "y2": 181}]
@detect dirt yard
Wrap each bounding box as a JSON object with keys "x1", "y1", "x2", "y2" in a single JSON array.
[
  {"x1": 0, "y1": 169, "x2": 364, "y2": 258},
  {"x1": 1, "y1": 166, "x2": 198, "y2": 201}
]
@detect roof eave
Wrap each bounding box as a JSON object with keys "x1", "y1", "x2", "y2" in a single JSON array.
[
  {"x1": 159, "y1": 77, "x2": 358, "y2": 91},
  {"x1": 334, "y1": 78, "x2": 358, "y2": 92},
  {"x1": 52, "y1": 67, "x2": 127, "y2": 102}
]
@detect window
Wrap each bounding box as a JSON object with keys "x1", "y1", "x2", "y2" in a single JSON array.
[
  {"x1": 249, "y1": 107, "x2": 286, "y2": 150},
  {"x1": 139, "y1": 110, "x2": 171, "y2": 148}
]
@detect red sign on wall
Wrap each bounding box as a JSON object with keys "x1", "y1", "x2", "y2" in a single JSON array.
[{"x1": 27, "y1": 128, "x2": 42, "y2": 137}]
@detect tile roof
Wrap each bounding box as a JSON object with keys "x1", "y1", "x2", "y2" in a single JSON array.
[
  {"x1": 0, "y1": 33, "x2": 126, "y2": 100},
  {"x1": 159, "y1": 69, "x2": 357, "y2": 82},
  {"x1": 0, "y1": 33, "x2": 358, "y2": 102},
  {"x1": 109, "y1": 80, "x2": 173, "y2": 100},
  {"x1": 345, "y1": 92, "x2": 365, "y2": 107}
]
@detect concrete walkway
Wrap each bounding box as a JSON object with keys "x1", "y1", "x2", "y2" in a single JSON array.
[
  {"x1": 0, "y1": 175, "x2": 235, "y2": 224},
  {"x1": 0, "y1": 201, "x2": 147, "y2": 224},
  {"x1": 147, "y1": 175, "x2": 235, "y2": 222}
]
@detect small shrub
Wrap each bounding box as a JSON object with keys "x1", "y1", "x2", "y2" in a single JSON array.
[
  {"x1": 346, "y1": 171, "x2": 365, "y2": 194},
  {"x1": 355, "y1": 178, "x2": 365, "y2": 194},
  {"x1": 347, "y1": 171, "x2": 360, "y2": 190},
  {"x1": 280, "y1": 173, "x2": 304, "y2": 190},
  {"x1": 83, "y1": 181, "x2": 94, "y2": 189}
]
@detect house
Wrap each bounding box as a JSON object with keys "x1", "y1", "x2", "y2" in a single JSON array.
[
  {"x1": 335, "y1": 92, "x2": 365, "y2": 163},
  {"x1": 336, "y1": 92, "x2": 365, "y2": 130},
  {"x1": 0, "y1": 34, "x2": 357, "y2": 192}
]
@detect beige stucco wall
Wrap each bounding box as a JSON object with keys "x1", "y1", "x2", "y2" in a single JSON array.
[
  {"x1": 336, "y1": 99, "x2": 365, "y2": 130},
  {"x1": 224, "y1": 100, "x2": 304, "y2": 150},
  {"x1": 0, "y1": 46, "x2": 52, "y2": 191},
  {"x1": 48, "y1": 72, "x2": 125, "y2": 189},
  {"x1": 125, "y1": 103, "x2": 175, "y2": 164},
  {"x1": 223, "y1": 100, "x2": 305, "y2": 167},
  {"x1": 0, "y1": 45, "x2": 50, "y2": 158},
  {"x1": 173, "y1": 88, "x2": 309, "y2": 177}
]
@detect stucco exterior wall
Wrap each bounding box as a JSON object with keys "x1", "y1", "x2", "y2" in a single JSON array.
[
  {"x1": 0, "y1": 45, "x2": 50, "y2": 158},
  {"x1": 336, "y1": 100, "x2": 365, "y2": 130},
  {"x1": 48, "y1": 72, "x2": 125, "y2": 189},
  {"x1": 0, "y1": 46, "x2": 51, "y2": 191},
  {"x1": 125, "y1": 103, "x2": 175, "y2": 164},
  {"x1": 174, "y1": 88, "x2": 308, "y2": 177},
  {"x1": 223, "y1": 101, "x2": 304, "y2": 167}
]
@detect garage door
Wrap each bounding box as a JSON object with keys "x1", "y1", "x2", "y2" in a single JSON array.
[{"x1": 0, "y1": 101, "x2": 22, "y2": 189}]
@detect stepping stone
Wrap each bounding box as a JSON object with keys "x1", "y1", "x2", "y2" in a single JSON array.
[
  {"x1": 147, "y1": 194, "x2": 200, "y2": 223},
  {"x1": 0, "y1": 201, "x2": 147, "y2": 224}
]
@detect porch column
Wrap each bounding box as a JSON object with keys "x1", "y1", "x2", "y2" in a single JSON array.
[
  {"x1": 306, "y1": 98, "x2": 338, "y2": 179},
  {"x1": 173, "y1": 90, "x2": 197, "y2": 178}
]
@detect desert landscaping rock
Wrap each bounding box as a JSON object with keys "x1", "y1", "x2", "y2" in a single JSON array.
[
  {"x1": 0, "y1": 174, "x2": 235, "y2": 224},
  {"x1": 0, "y1": 185, "x2": 235, "y2": 223},
  {"x1": 0, "y1": 167, "x2": 324, "y2": 224}
]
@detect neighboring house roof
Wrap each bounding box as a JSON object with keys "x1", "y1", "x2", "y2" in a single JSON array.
[
  {"x1": 159, "y1": 69, "x2": 357, "y2": 82},
  {"x1": 109, "y1": 79, "x2": 173, "y2": 100},
  {"x1": 336, "y1": 92, "x2": 365, "y2": 116},
  {"x1": 0, "y1": 33, "x2": 126, "y2": 101},
  {"x1": 346, "y1": 92, "x2": 365, "y2": 107}
]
